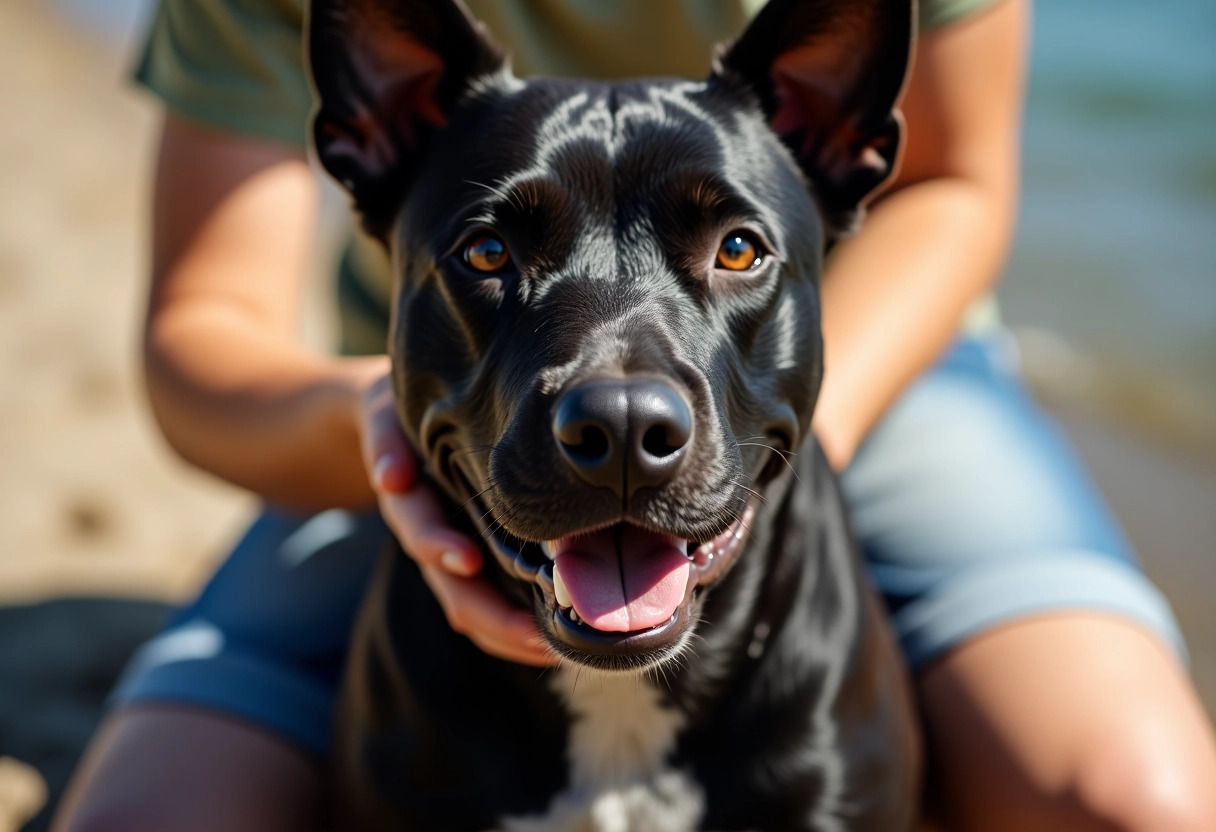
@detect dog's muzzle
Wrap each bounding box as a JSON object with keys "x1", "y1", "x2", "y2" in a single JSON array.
[{"x1": 455, "y1": 374, "x2": 762, "y2": 667}]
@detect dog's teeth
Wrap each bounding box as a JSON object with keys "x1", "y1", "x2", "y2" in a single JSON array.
[
  {"x1": 569, "y1": 608, "x2": 581, "y2": 624},
  {"x1": 553, "y1": 560, "x2": 572, "y2": 609},
  {"x1": 541, "y1": 540, "x2": 558, "y2": 559}
]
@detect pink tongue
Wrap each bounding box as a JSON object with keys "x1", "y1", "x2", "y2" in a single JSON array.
[{"x1": 554, "y1": 526, "x2": 690, "y2": 633}]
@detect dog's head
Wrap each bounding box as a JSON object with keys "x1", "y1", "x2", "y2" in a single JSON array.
[{"x1": 309, "y1": 0, "x2": 912, "y2": 671}]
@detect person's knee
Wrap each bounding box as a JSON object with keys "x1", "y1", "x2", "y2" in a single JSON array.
[
  {"x1": 53, "y1": 706, "x2": 324, "y2": 832},
  {"x1": 1076, "y1": 735, "x2": 1216, "y2": 832}
]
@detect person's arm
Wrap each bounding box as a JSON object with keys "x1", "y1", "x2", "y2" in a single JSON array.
[
  {"x1": 142, "y1": 115, "x2": 382, "y2": 509},
  {"x1": 812, "y1": 0, "x2": 1028, "y2": 469},
  {"x1": 144, "y1": 114, "x2": 550, "y2": 663}
]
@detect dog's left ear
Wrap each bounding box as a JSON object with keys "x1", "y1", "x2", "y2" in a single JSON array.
[
  {"x1": 308, "y1": 0, "x2": 505, "y2": 238},
  {"x1": 717, "y1": 0, "x2": 914, "y2": 236}
]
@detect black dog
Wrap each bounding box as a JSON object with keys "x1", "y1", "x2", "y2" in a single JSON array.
[{"x1": 309, "y1": 0, "x2": 921, "y2": 828}]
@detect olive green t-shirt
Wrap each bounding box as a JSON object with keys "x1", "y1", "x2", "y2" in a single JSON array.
[{"x1": 135, "y1": 0, "x2": 1000, "y2": 354}]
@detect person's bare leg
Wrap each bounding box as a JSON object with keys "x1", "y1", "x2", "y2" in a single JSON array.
[
  {"x1": 920, "y1": 613, "x2": 1216, "y2": 832},
  {"x1": 54, "y1": 704, "x2": 323, "y2": 832}
]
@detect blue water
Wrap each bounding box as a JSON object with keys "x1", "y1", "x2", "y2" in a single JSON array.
[
  {"x1": 55, "y1": 0, "x2": 1216, "y2": 442},
  {"x1": 1005, "y1": 0, "x2": 1216, "y2": 426}
]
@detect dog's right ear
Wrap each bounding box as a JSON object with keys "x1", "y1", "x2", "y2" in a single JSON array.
[{"x1": 308, "y1": 0, "x2": 505, "y2": 238}]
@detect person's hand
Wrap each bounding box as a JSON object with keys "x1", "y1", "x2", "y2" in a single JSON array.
[{"x1": 357, "y1": 365, "x2": 554, "y2": 666}]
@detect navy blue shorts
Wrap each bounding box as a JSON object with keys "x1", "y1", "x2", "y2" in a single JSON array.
[{"x1": 112, "y1": 334, "x2": 1185, "y2": 755}]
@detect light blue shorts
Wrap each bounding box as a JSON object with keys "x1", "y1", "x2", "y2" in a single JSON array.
[{"x1": 112, "y1": 334, "x2": 1185, "y2": 755}]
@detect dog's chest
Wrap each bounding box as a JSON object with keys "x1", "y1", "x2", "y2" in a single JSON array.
[{"x1": 497, "y1": 668, "x2": 704, "y2": 832}]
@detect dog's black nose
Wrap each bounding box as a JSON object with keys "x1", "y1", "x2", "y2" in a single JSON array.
[{"x1": 552, "y1": 379, "x2": 692, "y2": 497}]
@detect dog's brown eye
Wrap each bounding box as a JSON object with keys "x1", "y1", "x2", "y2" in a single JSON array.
[
  {"x1": 464, "y1": 233, "x2": 510, "y2": 272},
  {"x1": 716, "y1": 232, "x2": 762, "y2": 271}
]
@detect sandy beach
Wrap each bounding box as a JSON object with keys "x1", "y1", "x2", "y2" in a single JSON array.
[
  {"x1": 0, "y1": 4, "x2": 251, "y2": 826},
  {"x1": 0, "y1": 1, "x2": 1212, "y2": 829}
]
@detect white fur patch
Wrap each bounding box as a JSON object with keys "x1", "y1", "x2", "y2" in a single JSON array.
[{"x1": 496, "y1": 668, "x2": 704, "y2": 832}]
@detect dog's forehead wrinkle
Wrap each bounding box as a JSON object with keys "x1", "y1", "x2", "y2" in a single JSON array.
[
  {"x1": 495, "y1": 86, "x2": 616, "y2": 198},
  {"x1": 465, "y1": 80, "x2": 800, "y2": 305},
  {"x1": 615, "y1": 81, "x2": 714, "y2": 136}
]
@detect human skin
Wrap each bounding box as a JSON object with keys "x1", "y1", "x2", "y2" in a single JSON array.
[{"x1": 56, "y1": 1, "x2": 1216, "y2": 830}]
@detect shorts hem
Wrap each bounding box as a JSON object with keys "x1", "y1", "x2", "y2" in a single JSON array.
[
  {"x1": 110, "y1": 630, "x2": 334, "y2": 756},
  {"x1": 892, "y1": 549, "x2": 1188, "y2": 671}
]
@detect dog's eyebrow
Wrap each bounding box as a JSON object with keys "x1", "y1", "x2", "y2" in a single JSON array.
[
  {"x1": 462, "y1": 177, "x2": 571, "y2": 217},
  {"x1": 663, "y1": 172, "x2": 776, "y2": 237},
  {"x1": 440, "y1": 176, "x2": 581, "y2": 269}
]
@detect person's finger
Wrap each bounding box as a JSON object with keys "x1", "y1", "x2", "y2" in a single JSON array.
[
  {"x1": 419, "y1": 566, "x2": 555, "y2": 667},
  {"x1": 351, "y1": 365, "x2": 547, "y2": 666},
  {"x1": 359, "y1": 373, "x2": 415, "y2": 495},
  {"x1": 378, "y1": 484, "x2": 483, "y2": 577}
]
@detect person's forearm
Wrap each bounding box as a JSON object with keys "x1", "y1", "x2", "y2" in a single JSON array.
[
  {"x1": 143, "y1": 117, "x2": 385, "y2": 510},
  {"x1": 812, "y1": 176, "x2": 1014, "y2": 468},
  {"x1": 144, "y1": 305, "x2": 384, "y2": 509},
  {"x1": 810, "y1": 0, "x2": 1027, "y2": 469}
]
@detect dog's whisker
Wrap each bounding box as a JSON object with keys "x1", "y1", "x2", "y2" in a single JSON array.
[
  {"x1": 729, "y1": 478, "x2": 769, "y2": 506},
  {"x1": 736, "y1": 441, "x2": 801, "y2": 482},
  {"x1": 736, "y1": 441, "x2": 797, "y2": 459},
  {"x1": 463, "y1": 178, "x2": 515, "y2": 205},
  {"x1": 459, "y1": 480, "x2": 501, "y2": 514}
]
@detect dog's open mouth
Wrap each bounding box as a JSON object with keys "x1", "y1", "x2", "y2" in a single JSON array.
[
  {"x1": 460, "y1": 482, "x2": 757, "y2": 662},
  {"x1": 543, "y1": 517, "x2": 752, "y2": 630}
]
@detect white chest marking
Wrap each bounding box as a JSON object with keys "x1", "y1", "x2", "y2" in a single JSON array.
[{"x1": 497, "y1": 668, "x2": 705, "y2": 832}]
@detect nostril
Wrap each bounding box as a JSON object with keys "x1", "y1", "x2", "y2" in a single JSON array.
[
  {"x1": 552, "y1": 378, "x2": 692, "y2": 494},
  {"x1": 563, "y1": 424, "x2": 611, "y2": 463},
  {"x1": 642, "y1": 424, "x2": 682, "y2": 459}
]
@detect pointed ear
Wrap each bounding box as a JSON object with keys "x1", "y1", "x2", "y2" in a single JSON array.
[
  {"x1": 717, "y1": 0, "x2": 914, "y2": 236},
  {"x1": 307, "y1": 0, "x2": 505, "y2": 237}
]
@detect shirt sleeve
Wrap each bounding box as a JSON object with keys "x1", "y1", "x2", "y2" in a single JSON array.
[
  {"x1": 919, "y1": 0, "x2": 1001, "y2": 31},
  {"x1": 133, "y1": 0, "x2": 310, "y2": 148}
]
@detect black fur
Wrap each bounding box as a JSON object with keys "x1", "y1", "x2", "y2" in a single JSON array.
[{"x1": 309, "y1": 1, "x2": 922, "y2": 828}]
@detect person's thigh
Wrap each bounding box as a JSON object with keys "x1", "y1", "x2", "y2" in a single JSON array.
[
  {"x1": 841, "y1": 334, "x2": 1216, "y2": 829},
  {"x1": 919, "y1": 614, "x2": 1216, "y2": 832},
  {"x1": 53, "y1": 704, "x2": 325, "y2": 832}
]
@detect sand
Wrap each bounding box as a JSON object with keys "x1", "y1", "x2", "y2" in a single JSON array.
[
  {"x1": 0, "y1": 3, "x2": 250, "y2": 826},
  {"x1": 0, "y1": 0, "x2": 253, "y2": 607},
  {"x1": 0, "y1": 1, "x2": 1212, "y2": 829}
]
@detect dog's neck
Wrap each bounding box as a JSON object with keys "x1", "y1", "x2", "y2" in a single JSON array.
[
  {"x1": 508, "y1": 490, "x2": 798, "y2": 832},
  {"x1": 498, "y1": 668, "x2": 705, "y2": 832},
  {"x1": 551, "y1": 668, "x2": 686, "y2": 786}
]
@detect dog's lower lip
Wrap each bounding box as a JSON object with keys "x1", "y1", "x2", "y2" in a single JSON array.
[
  {"x1": 556, "y1": 604, "x2": 674, "y2": 631},
  {"x1": 550, "y1": 601, "x2": 686, "y2": 656}
]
